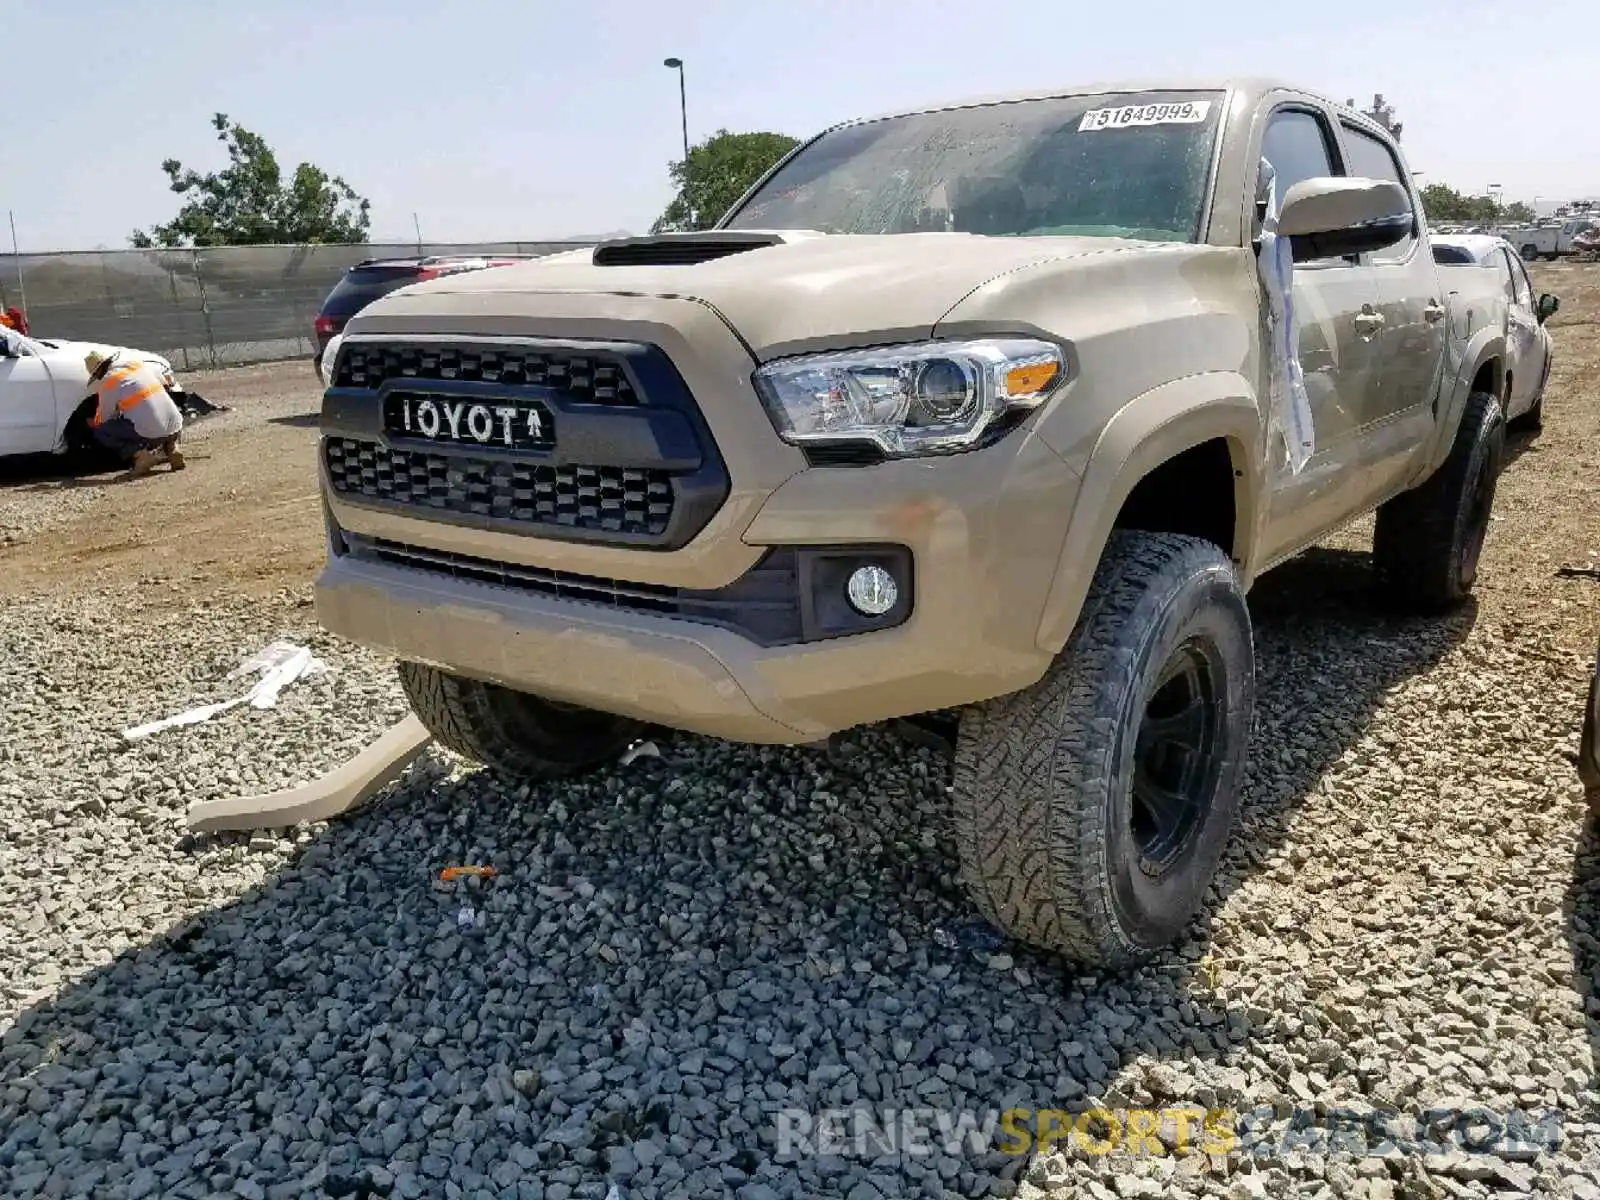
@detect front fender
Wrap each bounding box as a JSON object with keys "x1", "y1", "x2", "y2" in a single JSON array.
[{"x1": 1033, "y1": 371, "x2": 1264, "y2": 654}]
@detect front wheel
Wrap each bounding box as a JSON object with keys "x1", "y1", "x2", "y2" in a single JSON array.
[
  {"x1": 61, "y1": 399, "x2": 120, "y2": 470},
  {"x1": 951, "y1": 531, "x2": 1256, "y2": 968},
  {"x1": 397, "y1": 662, "x2": 643, "y2": 780}
]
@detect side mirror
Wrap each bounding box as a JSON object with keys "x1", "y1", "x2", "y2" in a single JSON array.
[
  {"x1": 1278, "y1": 176, "x2": 1414, "y2": 263},
  {"x1": 1536, "y1": 293, "x2": 1560, "y2": 323}
]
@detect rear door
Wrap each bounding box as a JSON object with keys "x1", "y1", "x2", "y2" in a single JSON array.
[
  {"x1": 0, "y1": 334, "x2": 62, "y2": 455},
  {"x1": 1500, "y1": 246, "x2": 1546, "y2": 418},
  {"x1": 1335, "y1": 119, "x2": 1443, "y2": 500},
  {"x1": 1256, "y1": 104, "x2": 1384, "y2": 560}
]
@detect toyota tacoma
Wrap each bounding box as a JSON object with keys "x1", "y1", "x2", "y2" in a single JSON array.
[{"x1": 314, "y1": 78, "x2": 1512, "y2": 967}]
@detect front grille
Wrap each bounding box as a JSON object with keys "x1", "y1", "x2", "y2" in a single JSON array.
[
  {"x1": 346, "y1": 536, "x2": 803, "y2": 645},
  {"x1": 324, "y1": 439, "x2": 673, "y2": 537},
  {"x1": 321, "y1": 338, "x2": 731, "y2": 550},
  {"x1": 333, "y1": 342, "x2": 640, "y2": 406}
]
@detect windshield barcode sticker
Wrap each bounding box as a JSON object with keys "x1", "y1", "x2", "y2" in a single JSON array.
[{"x1": 1079, "y1": 101, "x2": 1212, "y2": 131}]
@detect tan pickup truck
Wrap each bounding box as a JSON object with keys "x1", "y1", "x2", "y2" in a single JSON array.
[{"x1": 315, "y1": 78, "x2": 1514, "y2": 967}]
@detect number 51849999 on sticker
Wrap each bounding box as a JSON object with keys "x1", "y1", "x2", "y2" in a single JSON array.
[{"x1": 1078, "y1": 101, "x2": 1212, "y2": 131}]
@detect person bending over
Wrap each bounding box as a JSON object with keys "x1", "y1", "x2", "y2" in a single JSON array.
[{"x1": 84, "y1": 350, "x2": 185, "y2": 477}]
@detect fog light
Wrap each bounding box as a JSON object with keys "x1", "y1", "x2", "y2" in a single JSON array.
[{"x1": 846, "y1": 564, "x2": 898, "y2": 616}]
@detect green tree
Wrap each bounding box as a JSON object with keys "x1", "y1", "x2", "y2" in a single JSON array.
[
  {"x1": 1420, "y1": 183, "x2": 1474, "y2": 222},
  {"x1": 652, "y1": 130, "x2": 800, "y2": 233},
  {"x1": 131, "y1": 113, "x2": 371, "y2": 248},
  {"x1": 1419, "y1": 182, "x2": 1535, "y2": 226}
]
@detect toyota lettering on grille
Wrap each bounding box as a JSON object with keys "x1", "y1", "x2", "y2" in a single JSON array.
[{"x1": 384, "y1": 393, "x2": 555, "y2": 451}]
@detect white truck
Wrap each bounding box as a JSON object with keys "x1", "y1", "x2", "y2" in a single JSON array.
[{"x1": 1507, "y1": 216, "x2": 1598, "y2": 261}]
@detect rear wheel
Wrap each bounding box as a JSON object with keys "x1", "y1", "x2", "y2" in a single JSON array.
[
  {"x1": 1510, "y1": 386, "x2": 1544, "y2": 434},
  {"x1": 1521, "y1": 244, "x2": 1539, "y2": 261},
  {"x1": 951, "y1": 531, "x2": 1255, "y2": 968},
  {"x1": 397, "y1": 662, "x2": 643, "y2": 780},
  {"x1": 1373, "y1": 390, "x2": 1505, "y2": 612}
]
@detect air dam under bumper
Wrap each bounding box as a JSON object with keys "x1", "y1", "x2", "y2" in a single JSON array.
[{"x1": 316, "y1": 430, "x2": 1081, "y2": 744}]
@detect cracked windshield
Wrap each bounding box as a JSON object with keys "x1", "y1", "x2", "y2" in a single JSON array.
[{"x1": 726, "y1": 91, "x2": 1224, "y2": 242}]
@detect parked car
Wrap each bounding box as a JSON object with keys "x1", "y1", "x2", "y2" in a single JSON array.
[
  {"x1": 0, "y1": 327, "x2": 209, "y2": 460},
  {"x1": 316, "y1": 77, "x2": 1514, "y2": 968},
  {"x1": 311, "y1": 255, "x2": 531, "y2": 378},
  {"x1": 1430, "y1": 234, "x2": 1559, "y2": 429}
]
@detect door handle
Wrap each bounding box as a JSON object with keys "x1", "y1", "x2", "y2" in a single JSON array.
[{"x1": 1423, "y1": 301, "x2": 1446, "y2": 323}]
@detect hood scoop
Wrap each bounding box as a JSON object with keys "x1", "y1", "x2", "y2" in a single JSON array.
[{"x1": 591, "y1": 230, "x2": 809, "y2": 267}]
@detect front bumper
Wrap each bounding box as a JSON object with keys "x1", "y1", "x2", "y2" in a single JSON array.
[
  {"x1": 318, "y1": 428, "x2": 1079, "y2": 743},
  {"x1": 313, "y1": 292, "x2": 1080, "y2": 742}
]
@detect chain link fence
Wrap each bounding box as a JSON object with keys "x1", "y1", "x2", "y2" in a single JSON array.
[{"x1": 0, "y1": 242, "x2": 594, "y2": 371}]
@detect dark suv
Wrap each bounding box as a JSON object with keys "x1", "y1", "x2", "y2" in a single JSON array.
[{"x1": 311, "y1": 255, "x2": 527, "y2": 376}]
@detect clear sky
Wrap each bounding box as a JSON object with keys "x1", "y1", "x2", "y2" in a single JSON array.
[{"x1": 4, "y1": 0, "x2": 1592, "y2": 251}]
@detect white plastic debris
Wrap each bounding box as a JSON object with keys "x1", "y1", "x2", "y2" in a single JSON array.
[
  {"x1": 227, "y1": 638, "x2": 332, "y2": 683},
  {"x1": 457, "y1": 905, "x2": 479, "y2": 930},
  {"x1": 618, "y1": 740, "x2": 661, "y2": 766},
  {"x1": 1257, "y1": 158, "x2": 1315, "y2": 474},
  {"x1": 122, "y1": 640, "x2": 330, "y2": 741}
]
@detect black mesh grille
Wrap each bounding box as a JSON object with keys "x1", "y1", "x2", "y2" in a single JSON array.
[
  {"x1": 324, "y1": 438, "x2": 672, "y2": 537},
  {"x1": 334, "y1": 342, "x2": 639, "y2": 405},
  {"x1": 345, "y1": 536, "x2": 804, "y2": 645}
]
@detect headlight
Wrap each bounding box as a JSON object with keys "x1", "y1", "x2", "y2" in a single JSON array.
[{"x1": 752, "y1": 338, "x2": 1064, "y2": 457}]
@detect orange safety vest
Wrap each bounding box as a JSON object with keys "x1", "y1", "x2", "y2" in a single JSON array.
[{"x1": 88, "y1": 360, "x2": 166, "y2": 428}]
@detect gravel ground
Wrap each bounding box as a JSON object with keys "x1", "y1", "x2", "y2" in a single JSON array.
[{"x1": 1, "y1": 274, "x2": 1597, "y2": 1200}]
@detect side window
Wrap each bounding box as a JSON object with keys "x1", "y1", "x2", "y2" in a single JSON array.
[
  {"x1": 1493, "y1": 251, "x2": 1516, "y2": 306},
  {"x1": 1506, "y1": 252, "x2": 1535, "y2": 309},
  {"x1": 1339, "y1": 123, "x2": 1417, "y2": 262},
  {"x1": 1260, "y1": 110, "x2": 1339, "y2": 213},
  {"x1": 1259, "y1": 109, "x2": 1348, "y2": 267}
]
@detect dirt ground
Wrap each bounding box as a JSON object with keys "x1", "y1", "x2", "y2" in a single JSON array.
[{"x1": 3, "y1": 266, "x2": 1598, "y2": 657}]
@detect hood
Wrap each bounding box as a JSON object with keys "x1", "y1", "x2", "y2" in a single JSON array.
[
  {"x1": 36, "y1": 338, "x2": 174, "y2": 375},
  {"x1": 378, "y1": 231, "x2": 1170, "y2": 360}
]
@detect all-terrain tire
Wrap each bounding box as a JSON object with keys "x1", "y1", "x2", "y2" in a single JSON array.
[
  {"x1": 397, "y1": 662, "x2": 643, "y2": 780},
  {"x1": 951, "y1": 531, "x2": 1256, "y2": 968},
  {"x1": 1372, "y1": 389, "x2": 1505, "y2": 613}
]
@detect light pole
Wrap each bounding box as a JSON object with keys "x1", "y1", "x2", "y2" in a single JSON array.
[
  {"x1": 663, "y1": 57, "x2": 691, "y2": 228},
  {"x1": 1487, "y1": 183, "x2": 1503, "y2": 229}
]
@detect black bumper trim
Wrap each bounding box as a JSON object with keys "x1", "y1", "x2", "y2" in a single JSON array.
[{"x1": 338, "y1": 534, "x2": 912, "y2": 646}]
